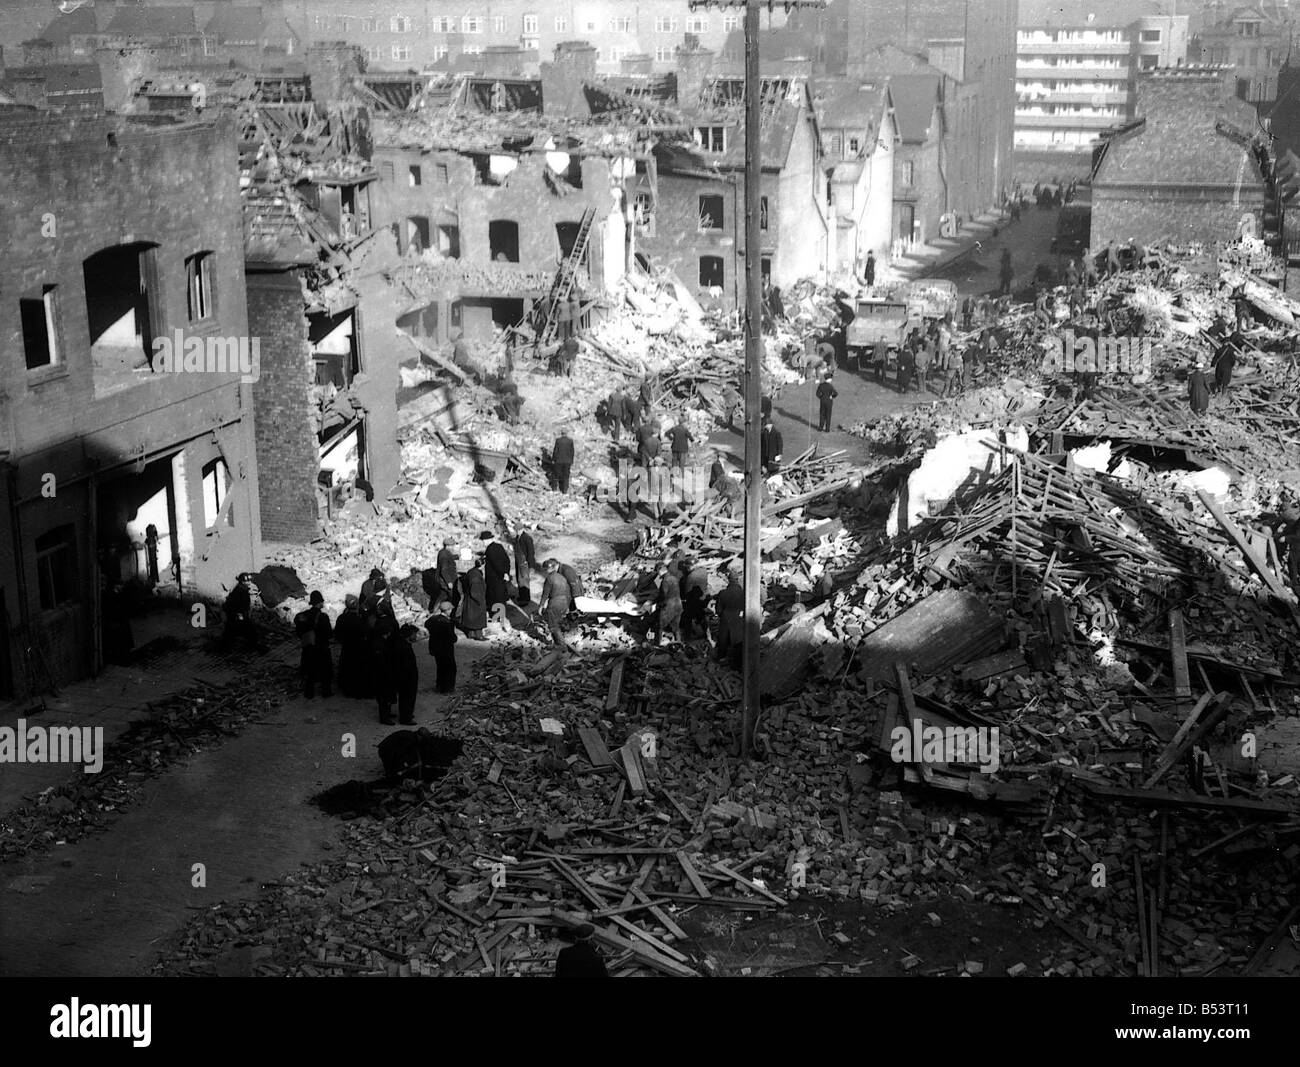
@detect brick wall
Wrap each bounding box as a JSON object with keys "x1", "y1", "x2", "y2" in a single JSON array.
[{"x1": 246, "y1": 271, "x2": 321, "y2": 544}]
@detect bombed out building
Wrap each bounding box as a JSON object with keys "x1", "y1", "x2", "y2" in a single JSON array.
[{"x1": 0, "y1": 111, "x2": 261, "y2": 701}]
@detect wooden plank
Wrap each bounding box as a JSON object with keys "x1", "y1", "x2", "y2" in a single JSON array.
[
  {"x1": 578, "y1": 726, "x2": 614, "y2": 768},
  {"x1": 619, "y1": 741, "x2": 647, "y2": 796},
  {"x1": 1074, "y1": 778, "x2": 1291, "y2": 818},
  {"x1": 630, "y1": 885, "x2": 689, "y2": 940},
  {"x1": 1134, "y1": 856, "x2": 1150, "y2": 978},
  {"x1": 608, "y1": 779, "x2": 626, "y2": 819},
  {"x1": 607, "y1": 914, "x2": 690, "y2": 962},
  {"x1": 1144, "y1": 692, "x2": 1217, "y2": 787},
  {"x1": 958, "y1": 648, "x2": 1025, "y2": 682},
  {"x1": 606, "y1": 656, "x2": 627, "y2": 712},
  {"x1": 893, "y1": 660, "x2": 918, "y2": 721},
  {"x1": 1168, "y1": 608, "x2": 1191, "y2": 699},
  {"x1": 1197, "y1": 489, "x2": 1293, "y2": 601},
  {"x1": 712, "y1": 862, "x2": 788, "y2": 906},
  {"x1": 550, "y1": 910, "x2": 698, "y2": 977},
  {"x1": 676, "y1": 851, "x2": 712, "y2": 899}
]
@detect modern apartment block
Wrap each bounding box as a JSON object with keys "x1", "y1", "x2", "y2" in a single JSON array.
[{"x1": 1016, "y1": 16, "x2": 1191, "y2": 153}]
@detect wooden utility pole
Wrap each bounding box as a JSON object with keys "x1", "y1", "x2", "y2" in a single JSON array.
[{"x1": 690, "y1": 1, "x2": 825, "y2": 758}]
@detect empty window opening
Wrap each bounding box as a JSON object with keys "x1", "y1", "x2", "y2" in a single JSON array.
[
  {"x1": 409, "y1": 164, "x2": 422, "y2": 186},
  {"x1": 699, "y1": 255, "x2": 725, "y2": 288},
  {"x1": 435, "y1": 163, "x2": 449, "y2": 183},
  {"x1": 185, "y1": 252, "x2": 214, "y2": 322},
  {"x1": 699, "y1": 195, "x2": 724, "y2": 230},
  {"x1": 761, "y1": 257, "x2": 772, "y2": 286},
  {"x1": 308, "y1": 308, "x2": 360, "y2": 388},
  {"x1": 694, "y1": 126, "x2": 725, "y2": 152},
  {"x1": 556, "y1": 221, "x2": 583, "y2": 258},
  {"x1": 403, "y1": 215, "x2": 431, "y2": 253},
  {"x1": 489, "y1": 220, "x2": 520, "y2": 262},
  {"x1": 396, "y1": 303, "x2": 438, "y2": 339},
  {"x1": 35, "y1": 525, "x2": 78, "y2": 611},
  {"x1": 340, "y1": 184, "x2": 369, "y2": 236},
  {"x1": 83, "y1": 242, "x2": 158, "y2": 376},
  {"x1": 760, "y1": 196, "x2": 769, "y2": 231},
  {"x1": 201, "y1": 458, "x2": 234, "y2": 530},
  {"x1": 435, "y1": 224, "x2": 460, "y2": 258},
  {"x1": 20, "y1": 284, "x2": 60, "y2": 370}
]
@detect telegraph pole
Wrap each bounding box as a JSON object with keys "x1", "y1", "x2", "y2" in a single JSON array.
[{"x1": 690, "y1": 1, "x2": 825, "y2": 758}]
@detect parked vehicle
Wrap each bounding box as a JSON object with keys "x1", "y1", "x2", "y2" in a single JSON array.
[{"x1": 1050, "y1": 201, "x2": 1091, "y2": 257}]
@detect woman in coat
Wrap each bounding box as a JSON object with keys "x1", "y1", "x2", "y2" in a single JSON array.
[
  {"x1": 459, "y1": 557, "x2": 488, "y2": 639},
  {"x1": 392, "y1": 624, "x2": 419, "y2": 726},
  {"x1": 372, "y1": 615, "x2": 398, "y2": 725}
]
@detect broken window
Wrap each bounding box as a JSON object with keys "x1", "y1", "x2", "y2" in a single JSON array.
[
  {"x1": 435, "y1": 225, "x2": 460, "y2": 258},
  {"x1": 83, "y1": 243, "x2": 158, "y2": 376},
  {"x1": 634, "y1": 192, "x2": 654, "y2": 230},
  {"x1": 340, "y1": 184, "x2": 370, "y2": 237},
  {"x1": 699, "y1": 195, "x2": 724, "y2": 230},
  {"x1": 403, "y1": 216, "x2": 431, "y2": 253},
  {"x1": 489, "y1": 220, "x2": 520, "y2": 262},
  {"x1": 409, "y1": 164, "x2": 422, "y2": 187},
  {"x1": 762, "y1": 257, "x2": 772, "y2": 286},
  {"x1": 435, "y1": 163, "x2": 449, "y2": 183},
  {"x1": 185, "y1": 252, "x2": 214, "y2": 323},
  {"x1": 694, "y1": 126, "x2": 726, "y2": 152},
  {"x1": 20, "y1": 284, "x2": 60, "y2": 370},
  {"x1": 760, "y1": 196, "x2": 769, "y2": 231},
  {"x1": 35, "y1": 525, "x2": 77, "y2": 610},
  {"x1": 699, "y1": 255, "x2": 724, "y2": 289},
  {"x1": 557, "y1": 221, "x2": 582, "y2": 259},
  {"x1": 201, "y1": 458, "x2": 233, "y2": 530},
  {"x1": 309, "y1": 308, "x2": 360, "y2": 388}
]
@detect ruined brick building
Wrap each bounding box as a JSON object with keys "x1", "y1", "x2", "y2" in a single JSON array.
[
  {"x1": 0, "y1": 111, "x2": 262, "y2": 700},
  {"x1": 1092, "y1": 66, "x2": 1270, "y2": 247}
]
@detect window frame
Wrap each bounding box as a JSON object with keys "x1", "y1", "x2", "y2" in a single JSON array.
[
  {"x1": 35, "y1": 524, "x2": 78, "y2": 611},
  {"x1": 21, "y1": 284, "x2": 62, "y2": 372},
  {"x1": 699, "y1": 255, "x2": 724, "y2": 289},
  {"x1": 185, "y1": 252, "x2": 215, "y2": 324},
  {"x1": 698, "y1": 194, "x2": 724, "y2": 231}
]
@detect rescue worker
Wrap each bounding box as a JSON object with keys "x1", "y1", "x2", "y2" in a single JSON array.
[
  {"x1": 539, "y1": 559, "x2": 573, "y2": 651},
  {"x1": 816, "y1": 373, "x2": 838, "y2": 432},
  {"x1": 713, "y1": 563, "x2": 745, "y2": 669},
  {"x1": 1188, "y1": 360, "x2": 1211, "y2": 416},
  {"x1": 653, "y1": 562, "x2": 682, "y2": 646}
]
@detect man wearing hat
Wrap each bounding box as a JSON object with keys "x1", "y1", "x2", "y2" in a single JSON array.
[
  {"x1": 815, "y1": 372, "x2": 838, "y2": 432},
  {"x1": 482, "y1": 531, "x2": 513, "y2": 613},
  {"x1": 294, "y1": 591, "x2": 334, "y2": 699},
  {"x1": 435, "y1": 540, "x2": 460, "y2": 612},
  {"x1": 425, "y1": 600, "x2": 459, "y2": 694},
  {"x1": 221, "y1": 572, "x2": 259, "y2": 652},
  {"x1": 359, "y1": 568, "x2": 389, "y2": 624},
  {"x1": 334, "y1": 594, "x2": 369, "y2": 698},
  {"x1": 1188, "y1": 360, "x2": 1210, "y2": 416},
  {"x1": 555, "y1": 922, "x2": 608, "y2": 978}
]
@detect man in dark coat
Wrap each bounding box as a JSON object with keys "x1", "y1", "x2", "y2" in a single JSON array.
[
  {"x1": 294, "y1": 591, "x2": 333, "y2": 698},
  {"x1": 607, "y1": 388, "x2": 629, "y2": 442},
  {"x1": 1188, "y1": 361, "x2": 1211, "y2": 416},
  {"x1": 679, "y1": 557, "x2": 710, "y2": 641},
  {"x1": 709, "y1": 453, "x2": 727, "y2": 492},
  {"x1": 334, "y1": 594, "x2": 369, "y2": 698},
  {"x1": 760, "y1": 394, "x2": 773, "y2": 420},
  {"x1": 556, "y1": 334, "x2": 579, "y2": 377},
  {"x1": 816, "y1": 374, "x2": 838, "y2": 432},
  {"x1": 393, "y1": 624, "x2": 419, "y2": 725},
  {"x1": 555, "y1": 922, "x2": 607, "y2": 978},
  {"x1": 372, "y1": 616, "x2": 399, "y2": 725},
  {"x1": 514, "y1": 525, "x2": 538, "y2": 604},
  {"x1": 435, "y1": 541, "x2": 460, "y2": 611},
  {"x1": 863, "y1": 251, "x2": 876, "y2": 288},
  {"x1": 760, "y1": 417, "x2": 783, "y2": 474},
  {"x1": 653, "y1": 563, "x2": 682, "y2": 646},
  {"x1": 637, "y1": 376, "x2": 653, "y2": 417},
  {"x1": 482, "y1": 531, "x2": 512, "y2": 611},
  {"x1": 458, "y1": 557, "x2": 488, "y2": 638},
  {"x1": 666, "y1": 421, "x2": 692, "y2": 471},
  {"x1": 896, "y1": 344, "x2": 915, "y2": 394},
  {"x1": 221, "y1": 573, "x2": 258, "y2": 652},
  {"x1": 1212, "y1": 334, "x2": 1239, "y2": 394},
  {"x1": 636, "y1": 419, "x2": 660, "y2": 470},
  {"x1": 713, "y1": 565, "x2": 745, "y2": 669},
  {"x1": 553, "y1": 431, "x2": 575, "y2": 494},
  {"x1": 359, "y1": 568, "x2": 391, "y2": 626},
  {"x1": 539, "y1": 559, "x2": 573, "y2": 651},
  {"x1": 425, "y1": 601, "x2": 458, "y2": 693}
]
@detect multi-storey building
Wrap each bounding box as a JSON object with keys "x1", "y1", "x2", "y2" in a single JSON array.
[
  {"x1": 292, "y1": 1, "x2": 788, "y2": 72},
  {"x1": 0, "y1": 111, "x2": 262, "y2": 700},
  {"x1": 1016, "y1": 16, "x2": 1191, "y2": 152},
  {"x1": 1193, "y1": 5, "x2": 1295, "y2": 103}
]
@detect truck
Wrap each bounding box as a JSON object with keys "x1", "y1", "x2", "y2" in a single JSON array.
[{"x1": 844, "y1": 280, "x2": 955, "y2": 372}]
